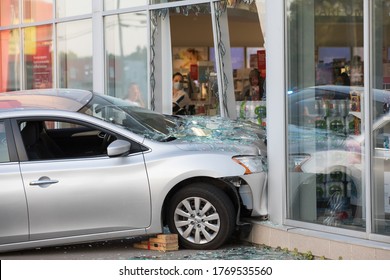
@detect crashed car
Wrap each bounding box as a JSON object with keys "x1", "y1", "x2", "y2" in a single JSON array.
[{"x1": 0, "y1": 89, "x2": 267, "y2": 252}]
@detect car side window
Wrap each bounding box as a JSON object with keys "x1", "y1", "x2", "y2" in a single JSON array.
[
  {"x1": 0, "y1": 121, "x2": 10, "y2": 163},
  {"x1": 19, "y1": 119, "x2": 135, "y2": 161}
]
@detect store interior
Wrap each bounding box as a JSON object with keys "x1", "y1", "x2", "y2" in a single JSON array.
[{"x1": 168, "y1": 3, "x2": 265, "y2": 117}]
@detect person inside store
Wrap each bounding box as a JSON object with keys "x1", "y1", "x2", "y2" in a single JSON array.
[
  {"x1": 241, "y1": 68, "x2": 265, "y2": 101},
  {"x1": 125, "y1": 83, "x2": 145, "y2": 107},
  {"x1": 172, "y1": 72, "x2": 191, "y2": 115}
]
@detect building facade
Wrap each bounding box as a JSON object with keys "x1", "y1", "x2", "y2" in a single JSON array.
[{"x1": 1, "y1": 0, "x2": 390, "y2": 259}]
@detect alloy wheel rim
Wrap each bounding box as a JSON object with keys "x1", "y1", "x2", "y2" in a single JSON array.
[{"x1": 174, "y1": 196, "x2": 220, "y2": 244}]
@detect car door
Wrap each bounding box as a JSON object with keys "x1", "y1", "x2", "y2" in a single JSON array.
[
  {"x1": 0, "y1": 120, "x2": 29, "y2": 245},
  {"x1": 15, "y1": 118, "x2": 151, "y2": 240}
]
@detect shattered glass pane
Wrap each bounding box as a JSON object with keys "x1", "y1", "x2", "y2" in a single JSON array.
[
  {"x1": 167, "y1": 115, "x2": 266, "y2": 153},
  {"x1": 82, "y1": 94, "x2": 265, "y2": 142}
]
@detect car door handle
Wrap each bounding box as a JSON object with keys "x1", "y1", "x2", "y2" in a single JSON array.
[{"x1": 30, "y1": 176, "x2": 59, "y2": 186}]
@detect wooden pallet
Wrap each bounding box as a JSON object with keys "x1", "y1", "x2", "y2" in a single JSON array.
[{"x1": 133, "y1": 234, "x2": 179, "y2": 252}]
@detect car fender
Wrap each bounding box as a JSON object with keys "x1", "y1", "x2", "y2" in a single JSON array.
[{"x1": 142, "y1": 149, "x2": 247, "y2": 232}]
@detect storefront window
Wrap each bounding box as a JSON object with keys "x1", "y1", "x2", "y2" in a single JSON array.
[
  {"x1": 0, "y1": 29, "x2": 20, "y2": 92},
  {"x1": 24, "y1": 25, "x2": 53, "y2": 89},
  {"x1": 286, "y1": 0, "x2": 365, "y2": 231},
  {"x1": 57, "y1": 20, "x2": 92, "y2": 90},
  {"x1": 56, "y1": 0, "x2": 92, "y2": 18},
  {"x1": 225, "y1": 2, "x2": 266, "y2": 125},
  {"x1": 372, "y1": 0, "x2": 390, "y2": 236},
  {"x1": 23, "y1": 0, "x2": 53, "y2": 23},
  {"x1": 104, "y1": 0, "x2": 147, "y2": 10},
  {"x1": 105, "y1": 12, "x2": 148, "y2": 106},
  {"x1": 168, "y1": 3, "x2": 219, "y2": 116},
  {"x1": 1, "y1": 0, "x2": 19, "y2": 26}
]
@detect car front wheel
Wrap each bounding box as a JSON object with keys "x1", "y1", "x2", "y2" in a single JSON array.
[{"x1": 167, "y1": 183, "x2": 236, "y2": 250}]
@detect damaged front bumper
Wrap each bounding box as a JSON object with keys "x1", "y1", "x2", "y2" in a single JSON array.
[{"x1": 225, "y1": 171, "x2": 268, "y2": 219}]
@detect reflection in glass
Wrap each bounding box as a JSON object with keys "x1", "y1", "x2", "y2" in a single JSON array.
[
  {"x1": 0, "y1": 122, "x2": 10, "y2": 163},
  {"x1": 23, "y1": 25, "x2": 53, "y2": 89},
  {"x1": 105, "y1": 12, "x2": 148, "y2": 106},
  {"x1": 286, "y1": 0, "x2": 365, "y2": 231},
  {"x1": 0, "y1": 0, "x2": 19, "y2": 26},
  {"x1": 56, "y1": 0, "x2": 92, "y2": 18},
  {"x1": 23, "y1": 0, "x2": 53, "y2": 23},
  {"x1": 0, "y1": 29, "x2": 20, "y2": 92},
  {"x1": 57, "y1": 20, "x2": 92, "y2": 90},
  {"x1": 104, "y1": 0, "x2": 147, "y2": 10},
  {"x1": 372, "y1": 0, "x2": 390, "y2": 236}
]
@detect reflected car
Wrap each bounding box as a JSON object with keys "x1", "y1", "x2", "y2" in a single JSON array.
[
  {"x1": 0, "y1": 89, "x2": 267, "y2": 252},
  {"x1": 288, "y1": 85, "x2": 390, "y2": 126},
  {"x1": 287, "y1": 85, "x2": 390, "y2": 227},
  {"x1": 291, "y1": 114, "x2": 390, "y2": 228}
]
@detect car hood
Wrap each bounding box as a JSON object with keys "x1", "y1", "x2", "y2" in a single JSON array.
[{"x1": 169, "y1": 116, "x2": 267, "y2": 156}]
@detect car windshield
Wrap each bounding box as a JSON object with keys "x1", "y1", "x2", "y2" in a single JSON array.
[
  {"x1": 79, "y1": 93, "x2": 266, "y2": 145},
  {"x1": 79, "y1": 94, "x2": 175, "y2": 141}
]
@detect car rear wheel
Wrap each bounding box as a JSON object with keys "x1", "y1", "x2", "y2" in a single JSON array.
[{"x1": 167, "y1": 183, "x2": 236, "y2": 250}]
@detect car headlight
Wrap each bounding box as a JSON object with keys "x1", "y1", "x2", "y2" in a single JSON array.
[
  {"x1": 289, "y1": 153, "x2": 311, "y2": 172},
  {"x1": 232, "y1": 156, "x2": 266, "y2": 174}
]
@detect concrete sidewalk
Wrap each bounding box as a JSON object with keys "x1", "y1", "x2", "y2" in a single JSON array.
[{"x1": 0, "y1": 237, "x2": 308, "y2": 260}]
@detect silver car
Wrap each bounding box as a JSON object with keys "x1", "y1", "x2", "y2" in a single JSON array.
[{"x1": 0, "y1": 89, "x2": 267, "y2": 252}]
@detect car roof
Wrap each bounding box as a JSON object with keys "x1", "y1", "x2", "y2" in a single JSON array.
[{"x1": 0, "y1": 89, "x2": 93, "y2": 112}]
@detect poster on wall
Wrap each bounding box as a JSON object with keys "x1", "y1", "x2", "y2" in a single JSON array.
[
  {"x1": 257, "y1": 49, "x2": 266, "y2": 78},
  {"x1": 172, "y1": 47, "x2": 208, "y2": 74},
  {"x1": 249, "y1": 54, "x2": 257, "y2": 69},
  {"x1": 32, "y1": 43, "x2": 52, "y2": 89}
]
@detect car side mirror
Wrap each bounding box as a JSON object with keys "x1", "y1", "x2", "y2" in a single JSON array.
[{"x1": 107, "y1": 140, "x2": 131, "y2": 157}]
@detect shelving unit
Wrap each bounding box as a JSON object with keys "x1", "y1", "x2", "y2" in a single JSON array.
[{"x1": 234, "y1": 68, "x2": 252, "y2": 100}]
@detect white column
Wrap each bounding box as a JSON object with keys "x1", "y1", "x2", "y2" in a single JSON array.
[{"x1": 266, "y1": 0, "x2": 286, "y2": 225}]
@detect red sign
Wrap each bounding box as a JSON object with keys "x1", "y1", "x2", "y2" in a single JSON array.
[
  {"x1": 190, "y1": 64, "x2": 198, "y2": 80},
  {"x1": 32, "y1": 44, "x2": 52, "y2": 89},
  {"x1": 257, "y1": 50, "x2": 266, "y2": 78}
]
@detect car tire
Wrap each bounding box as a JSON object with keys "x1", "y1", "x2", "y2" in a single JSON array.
[{"x1": 166, "y1": 182, "x2": 236, "y2": 250}]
